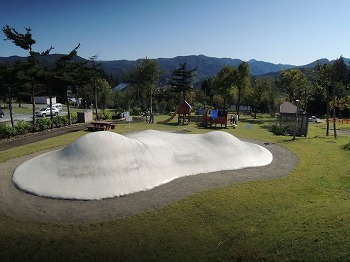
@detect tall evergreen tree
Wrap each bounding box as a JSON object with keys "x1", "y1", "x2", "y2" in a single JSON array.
[
  {"x1": 170, "y1": 63, "x2": 197, "y2": 103},
  {"x1": 2, "y1": 25, "x2": 53, "y2": 128}
]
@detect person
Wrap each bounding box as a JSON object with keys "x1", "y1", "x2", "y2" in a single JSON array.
[
  {"x1": 232, "y1": 113, "x2": 238, "y2": 125},
  {"x1": 146, "y1": 109, "x2": 150, "y2": 123}
]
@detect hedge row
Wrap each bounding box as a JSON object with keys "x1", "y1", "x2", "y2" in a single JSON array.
[{"x1": 0, "y1": 113, "x2": 77, "y2": 139}]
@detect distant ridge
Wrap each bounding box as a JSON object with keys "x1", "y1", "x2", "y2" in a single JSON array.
[
  {"x1": 0, "y1": 54, "x2": 340, "y2": 85},
  {"x1": 100, "y1": 55, "x2": 296, "y2": 84},
  {"x1": 297, "y1": 58, "x2": 330, "y2": 69}
]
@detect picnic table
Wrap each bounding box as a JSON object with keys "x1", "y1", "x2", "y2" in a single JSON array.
[{"x1": 87, "y1": 121, "x2": 116, "y2": 131}]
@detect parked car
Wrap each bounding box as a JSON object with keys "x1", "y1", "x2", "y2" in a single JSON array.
[
  {"x1": 51, "y1": 103, "x2": 63, "y2": 113},
  {"x1": 36, "y1": 107, "x2": 60, "y2": 117},
  {"x1": 0, "y1": 108, "x2": 4, "y2": 118},
  {"x1": 68, "y1": 97, "x2": 76, "y2": 103},
  {"x1": 309, "y1": 116, "x2": 322, "y2": 123}
]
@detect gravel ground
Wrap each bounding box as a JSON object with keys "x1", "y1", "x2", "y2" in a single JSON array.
[{"x1": 0, "y1": 138, "x2": 299, "y2": 224}]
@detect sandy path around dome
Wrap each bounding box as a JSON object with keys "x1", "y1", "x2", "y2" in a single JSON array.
[{"x1": 0, "y1": 139, "x2": 298, "y2": 224}]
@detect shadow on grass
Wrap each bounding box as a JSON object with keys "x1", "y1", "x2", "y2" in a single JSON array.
[
  {"x1": 156, "y1": 122, "x2": 182, "y2": 127},
  {"x1": 282, "y1": 138, "x2": 298, "y2": 143},
  {"x1": 244, "y1": 119, "x2": 277, "y2": 131},
  {"x1": 240, "y1": 119, "x2": 265, "y2": 125},
  {"x1": 240, "y1": 116, "x2": 277, "y2": 125},
  {"x1": 197, "y1": 126, "x2": 231, "y2": 130},
  {"x1": 195, "y1": 122, "x2": 232, "y2": 130},
  {"x1": 261, "y1": 124, "x2": 274, "y2": 130}
]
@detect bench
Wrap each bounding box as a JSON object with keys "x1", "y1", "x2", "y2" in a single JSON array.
[
  {"x1": 87, "y1": 125, "x2": 106, "y2": 132},
  {"x1": 87, "y1": 125, "x2": 95, "y2": 131}
]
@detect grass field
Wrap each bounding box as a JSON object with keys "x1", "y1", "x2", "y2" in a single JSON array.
[{"x1": 1, "y1": 114, "x2": 350, "y2": 261}]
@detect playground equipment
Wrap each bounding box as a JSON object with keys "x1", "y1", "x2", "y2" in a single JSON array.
[
  {"x1": 202, "y1": 109, "x2": 229, "y2": 128},
  {"x1": 157, "y1": 101, "x2": 192, "y2": 124}
]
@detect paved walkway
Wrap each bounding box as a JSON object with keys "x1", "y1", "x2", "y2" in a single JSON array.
[{"x1": 0, "y1": 138, "x2": 299, "y2": 224}]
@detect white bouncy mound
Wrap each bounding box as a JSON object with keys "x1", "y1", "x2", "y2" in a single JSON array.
[{"x1": 13, "y1": 130, "x2": 273, "y2": 200}]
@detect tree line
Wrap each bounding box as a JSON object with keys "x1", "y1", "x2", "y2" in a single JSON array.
[{"x1": 1, "y1": 25, "x2": 350, "y2": 138}]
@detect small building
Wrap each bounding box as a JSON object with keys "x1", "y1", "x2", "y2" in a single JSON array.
[
  {"x1": 230, "y1": 104, "x2": 251, "y2": 114},
  {"x1": 77, "y1": 110, "x2": 93, "y2": 123},
  {"x1": 279, "y1": 101, "x2": 309, "y2": 137},
  {"x1": 34, "y1": 96, "x2": 57, "y2": 104}
]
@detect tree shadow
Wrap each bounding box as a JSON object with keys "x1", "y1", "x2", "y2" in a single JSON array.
[{"x1": 157, "y1": 122, "x2": 190, "y2": 127}]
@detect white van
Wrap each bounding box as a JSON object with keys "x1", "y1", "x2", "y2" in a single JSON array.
[{"x1": 48, "y1": 103, "x2": 63, "y2": 113}]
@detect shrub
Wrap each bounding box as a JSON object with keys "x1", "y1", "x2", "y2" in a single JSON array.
[
  {"x1": 53, "y1": 114, "x2": 77, "y2": 127},
  {"x1": 15, "y1": 120, "x2": 33, "y2": 135},
  {"x1": 269, "y1": 123, "x2": 289, "y2": 136},
  {"x1": 61, "y1": 115, "x2": 69, "y2": 126},
  {"x1": 131, "y1": 107, "x2": 141, "y2": 116},
  {"x1": 341, "y1": 142, "x2": 350, "y2": 151},
  {"x1": 0, "y1": 124, "x2": 17, "y2": 138},
  {"x1": 70, "y1": 112, "x2": 78, "y2": 123},
  {"x1": 102, "y1": 110, "x2": 112, "y2": 120},
  {"x1": 37, "y1": 118, "x2": 52, "y2": 131},
  {"x1": 52, "y1": 115, "x2": 64, "y2": 127},
  {"x1": 194, "y1": 102, "x2": 204, "y2": 111}
]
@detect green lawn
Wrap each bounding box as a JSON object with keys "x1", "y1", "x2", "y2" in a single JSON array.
[{"x1": 1, "y1": 114, "x2": 350, "y2": 261}]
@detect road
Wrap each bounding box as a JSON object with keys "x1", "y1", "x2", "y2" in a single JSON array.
[
  {"x1": 0, "y1": 113, "x2": 33, "y2": 123},
  {"x1": 0, "y1": 112, "x2": 68, "y2": 124}
]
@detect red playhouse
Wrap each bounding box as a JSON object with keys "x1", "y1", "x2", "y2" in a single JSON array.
[{"x1": 202, "y1": 109, "x2": 228, "y2": 128}]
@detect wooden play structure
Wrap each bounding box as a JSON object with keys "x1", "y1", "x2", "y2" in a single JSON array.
[
  {"x1": 157, "y1": 101, "x2": 192, "y2": 124},
  {"x1": 202, "y1": 109, "x2": 229, "y2": 128}
]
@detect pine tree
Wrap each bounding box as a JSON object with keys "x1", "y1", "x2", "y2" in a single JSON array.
[
  {"x1": 170, "y1": 63, "x2": 197, "y2": 102},
  {"x1": 2, "y1": 25, "x2": 53, "y2": 129}
]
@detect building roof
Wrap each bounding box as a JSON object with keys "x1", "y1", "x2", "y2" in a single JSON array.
[
  {"x1": 112, "y1": 82, "x2": 130, "y2": 92},
  {"x1": 280, "y1": 101, "x2": 307, "y2": 114},
  {"x1": 280, "y1": 101, "x2": 297, "y2": 114}
]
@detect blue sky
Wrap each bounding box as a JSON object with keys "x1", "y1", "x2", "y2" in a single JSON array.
[{"x1": 1, "y1": 0, "x2": 350, "y2": 65}]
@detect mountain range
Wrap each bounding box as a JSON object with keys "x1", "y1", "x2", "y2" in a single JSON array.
[
  {"x1": 1, "y1": 54, "x2": 346, "y2": 86},
  {"x1": 101, "y1": 55, "x2": 332, "y2": 85}
]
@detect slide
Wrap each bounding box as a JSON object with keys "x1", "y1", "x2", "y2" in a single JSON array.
[{"x1": 157, "y1": 108, "x2": 178, "y2": 124}]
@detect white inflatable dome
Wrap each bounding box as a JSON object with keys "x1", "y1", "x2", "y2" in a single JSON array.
[{"x1": 13, "y1": 130, "x2": 273, "y2": 200}]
